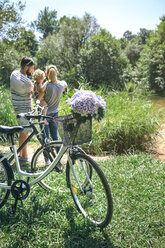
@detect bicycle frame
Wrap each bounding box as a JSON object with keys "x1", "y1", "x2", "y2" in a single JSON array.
[
  {"x1": 0, "y1": 143, "x2": 67, "y2": 190},
  {"x1": 8, "y1": 121, "x2": 46, "y2": 163}
]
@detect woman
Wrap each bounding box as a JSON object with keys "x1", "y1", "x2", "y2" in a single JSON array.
[{"x1": 43, "y1": 64, "x2": 67, "y2": 141}]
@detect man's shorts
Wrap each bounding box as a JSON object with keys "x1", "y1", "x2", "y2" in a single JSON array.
[{"x1": 16, "y1": 116, "x2": 32, "y2": 133}]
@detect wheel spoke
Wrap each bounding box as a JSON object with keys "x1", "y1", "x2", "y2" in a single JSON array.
[
  {"x1": 31, "y1": 141, "x2": 65, "y2": 192},
  {"x1": 67, "y1": 153, "x2": 113, "y2": 228}
]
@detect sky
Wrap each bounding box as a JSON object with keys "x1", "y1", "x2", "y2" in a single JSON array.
[{"x1": 12, "y1": 0, "x2": 165, "y2": 38}]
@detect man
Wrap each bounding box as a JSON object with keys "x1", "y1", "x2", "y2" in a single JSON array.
[{"x1": 10, "y1": 56, "x2": 35, "y2": 162}]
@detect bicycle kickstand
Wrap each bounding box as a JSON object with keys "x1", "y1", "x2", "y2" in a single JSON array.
[{"x1": 7, "y1": 194, "x2": 23, "y2": 216}]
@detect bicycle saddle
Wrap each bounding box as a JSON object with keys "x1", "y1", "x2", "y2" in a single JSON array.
[{"x1": 0, "y1": 125, "x2": 23, "y2": 134}]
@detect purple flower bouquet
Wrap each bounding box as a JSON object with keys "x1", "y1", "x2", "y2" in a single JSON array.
[{"x1": 67, "y1": 90, "x2": 106, "y2": 121}]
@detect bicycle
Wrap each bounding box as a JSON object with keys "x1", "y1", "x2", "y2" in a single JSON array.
[
  {"x1": 0, "y1": 113, "x2": 113, "y2": 228},
  {"x1": 3, "y1": 101, "x2": 63, "y2": 191}
]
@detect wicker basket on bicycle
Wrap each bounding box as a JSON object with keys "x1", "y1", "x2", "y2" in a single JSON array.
[{"x1": 54, "y1": 114, "x2": 92, "y2": 146}]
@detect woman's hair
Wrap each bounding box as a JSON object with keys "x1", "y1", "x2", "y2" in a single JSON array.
[
  {"x1": 33, "y1": 69, "x2": 45, "y2": 82},
  {"x1": 46, "y1": 65, "x2": 59, "y2": 82},
  {"x1": 21, "y1": 56, "x2": 35, "y2": 68}
]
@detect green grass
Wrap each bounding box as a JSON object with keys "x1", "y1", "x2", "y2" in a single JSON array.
[{"x1": 0, "y1": 153, "x2": 164, "y2": 248}]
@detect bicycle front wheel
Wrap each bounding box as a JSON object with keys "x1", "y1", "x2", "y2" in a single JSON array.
[
  {"x1": 66, "y1": 153, "x2": 113, "y2": 228},
  {"x1": 0, "y1": 155, "x2": 11, "y2": 209},
  {"x1": 31, "y1": 141, "x2": 65, "y2": 191}
]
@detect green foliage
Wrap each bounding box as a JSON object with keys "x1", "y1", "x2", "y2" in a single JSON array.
[
  {"x1": 13, "y1": 28, "x2": 38, "y2": 56},
  {"x1": 0, "y1": 43, "x2": 22, "y2": 87},
  {"x1": 136, "y1": 28, "x2": 153, "y2": 45},
  {"x1": 157, "y1": 15, "x2": 165, "y2": 43},
  {"x1": 0, "y1": 0, "x2": 25, "y2": 40},
  {"x1": 122, "y1": 30, "x2": 136, "y2": 42},
  {"x1": 134, "y1": 32, "x2": 165, "y2": 92},
  {"x1": 0, "y1": 1, "x2": 37, "y2": 87},
  {"x1": 0, "y1": 153, "x2": 164, "y2": 247},
  {"x1": 31, "y1": 7, "x2": 59, "y2": 39},
  {"x1": 0, "y1": 87, "x2": 17, "y2": 125},
  {"x1": 0, "y1": 2, "x2": 164, "y2": 94},
  {"x1": 35, "y1": 13, "x2": 99, "y2": 87},
  {"x1": 79, "y1": 29, "x2": 130, "y2": 89},
  {"x1": 124, "y1": 43, "x2": 141, "y2": 67}
]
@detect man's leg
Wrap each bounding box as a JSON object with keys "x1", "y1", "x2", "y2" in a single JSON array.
[{"x1": 19, "y1": 132, "x2": 28, "y2": 158}]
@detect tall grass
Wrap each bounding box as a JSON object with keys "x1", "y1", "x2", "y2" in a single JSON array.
[
  {"x1": 0, "y1": 87, "x2": 17, "y2": 126},
  {"x1": 88, "y1": 90, "x2": 162, "y2": 154},
  {"x1": 60, "y1": 89, "x2": 163, "y2": 155}
]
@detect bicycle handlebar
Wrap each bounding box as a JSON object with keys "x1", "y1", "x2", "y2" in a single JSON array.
[{"x1": 17, "y1": 113, "x2": 53, "y2": 121}]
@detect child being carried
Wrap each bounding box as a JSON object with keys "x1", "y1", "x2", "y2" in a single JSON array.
[{"x1": 33, "y1": 69, "x2": 49, "y2": 115}]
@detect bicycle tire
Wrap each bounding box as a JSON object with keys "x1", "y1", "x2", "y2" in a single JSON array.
[
  {"x1": 0, "y1": 154, "x2": 11, "y2": 209},
  {"x1": 66, "y1": 153, "x2": 113, "y2": 228},
  {"x1": 31, "y1": 141, "x2": 65, "y2": 191}
]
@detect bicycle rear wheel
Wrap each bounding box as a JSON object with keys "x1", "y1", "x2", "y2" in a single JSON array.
[
  {"x1": 31, "y1": 141, "x2": 65, "y2": 191},
  {"x1": 66, "y1": 153, "x2": 113, "y2": 228},
  {"x1": 0, "y1": 155, "x2": 11, "y2": 209}
]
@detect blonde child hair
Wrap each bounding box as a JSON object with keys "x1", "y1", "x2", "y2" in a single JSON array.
[
  {"x1": 33, "y1": 69, "x2": 45, "y2": 82},
  {"x1": 33, "y1": 69, "x2": 48, "y2": 115}
]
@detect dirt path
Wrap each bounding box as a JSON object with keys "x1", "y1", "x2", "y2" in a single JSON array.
[
  {"x1": 151, "y1": 124, "x2": 165, "y2": 162},
  {"x1": 0, "y1": 142, "x2": 110, "y2": 161},
  {"x1": 1, "y1": 130, "x2": 165, "y2": 162}
]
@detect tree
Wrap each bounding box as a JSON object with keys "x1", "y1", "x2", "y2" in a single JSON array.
[
  {"x1": 0, "y1": 0, "x2": 26, "y2": 87},
  {"x1": 0, "y1": 0, "x2": 25, "y2": 40},
  {"x1": 124, "y1": 43, "x2": 141, "y2": 67},
  {"x1": 0, "y1": 41, "x2": 22, "y2": 87},
  {"x1": 136, "y1": 28, "x2": 152, "y2": 45},
  {"x1": 134, "y1": 27, "x2": 165, "y2": 92},
  {"x1": 35, "y1": 13, "x2": 100, "y2": 86},
  {"x1": 13, "y1": 28, "x2": 38, "y2": 56},
  {"x1": 122, "y1": 30, "x2": 136, "y2": 42},
  {"x1": 31, "y1": 7, "x2": 59, "y2": 39},
  {"x1": 79, "y1": 29, "x2": 130, "y2": 88},
  {"x1": 157, "y1": 15, "x2": 165, "y2": 42}
]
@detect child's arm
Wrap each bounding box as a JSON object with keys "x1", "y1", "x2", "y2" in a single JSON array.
[
  {"x1": 41, "y1": 81, "x2": 49, "y2": 91},
  {"x1": 42, "y1": 105, "x2": 48, "y2": 116},
  {"x1": 38, "y1": 90, "x2": 45, "y2": 101},
  {"x1": 37, "y1": 81, "x2": 49, "y2": 101}
]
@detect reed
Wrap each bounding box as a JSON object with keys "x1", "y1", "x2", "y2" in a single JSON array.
[
  {"x1": 80, "y1": 90, "x2": 162, "y2": 154},
  {"x1": 0, "y1": 87, "x2": 17, "y2": 126}
]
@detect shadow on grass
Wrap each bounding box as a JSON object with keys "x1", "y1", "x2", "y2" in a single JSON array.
[
  {"x1": 0, "y1": 190, "x2": 67, "y2": 226},
  {"x1": 63, "y1": 206, "x2": 115, "y2": 248},
  {"x1": 0, "y1": 191, "x2": 116, "y2": 248}
]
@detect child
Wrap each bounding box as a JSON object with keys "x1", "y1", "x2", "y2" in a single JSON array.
[{"x1": 33, "y1": 69, "x2": 48, "y2": 115}]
